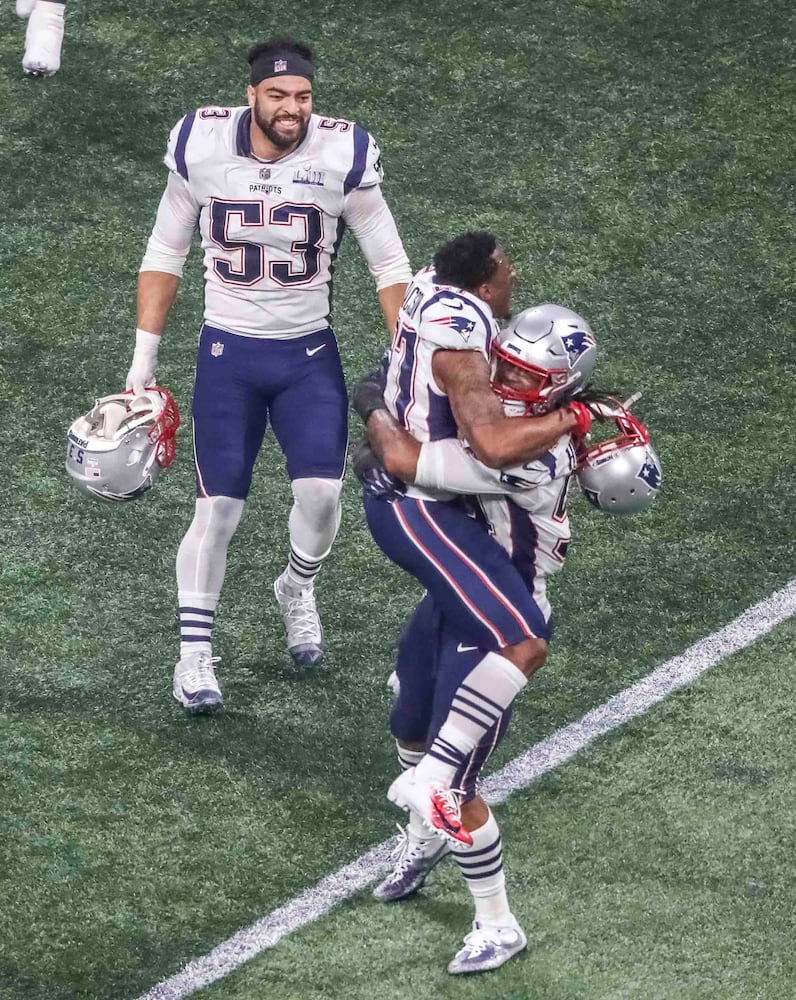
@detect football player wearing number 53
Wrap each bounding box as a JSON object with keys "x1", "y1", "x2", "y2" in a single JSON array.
[{"x1": 128, "y1": 37, "x2": 412, "y2": 711}]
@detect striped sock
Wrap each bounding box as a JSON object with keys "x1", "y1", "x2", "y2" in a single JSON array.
[
  {"x1": 417, "y1": 652, "x2": 526, "y2": 785},
  {"x1": 178, "y1": 596, "x2": 217, "y2": 659},
  {"x1": 451, "y1": 809, "x2": 512, "y2": 925},
  {"x1": 285, "y1": 543, "x2": 323, "y2": 592}
]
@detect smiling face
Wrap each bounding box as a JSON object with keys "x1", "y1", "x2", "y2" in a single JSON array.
[
  {"x1": 247, "y1": 75, "x2": 313, "y2": 157},
  {"x1": 477, "y1": 247, "x2": 517, "y2": 321},
  {"x1": 493, "y1": 356, "x2": 543, "y2": 397}
]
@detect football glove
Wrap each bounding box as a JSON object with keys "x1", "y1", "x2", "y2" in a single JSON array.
[
  {"x1": 126, "y1": 329, "x2": 160, "y2": 396},
  {"x1": 350, "y1": 439, "x2": 406, "y2": 501},
  {"x1": 352, "y1": 354, "x2": 389, "y2": 424},
  {"x1": 566, "y1": 400, "x2": 593, "y2": 438}
]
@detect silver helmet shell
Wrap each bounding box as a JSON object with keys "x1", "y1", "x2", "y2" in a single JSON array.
[
  {"x1": 577, "y1": 409, "x2": 662, "y2": 514},
  {"x1": 492, "y1": 303, "x2": 598, "y2": 415},
  {"x1": 65, "y1": 388, "x2": 180, "y2": 502}
]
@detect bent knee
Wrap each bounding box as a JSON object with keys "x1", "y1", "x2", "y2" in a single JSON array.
[{"x1": 500, "y1": 637, "x2": 549, "y2": 678}]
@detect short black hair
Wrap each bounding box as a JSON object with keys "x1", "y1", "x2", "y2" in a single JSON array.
[
  {"x1": 433, "y1": 231, "x2": 498, "y2": 290},
  {"x1": 247, "y1": 38, "x2": 314, "y2": 66}
]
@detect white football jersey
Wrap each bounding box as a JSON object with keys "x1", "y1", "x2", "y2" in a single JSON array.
[
  {"x1": 164, "y1": 106, "x2": 383, "y2": 337},
  {"x1": 384, "y1": 265, "x2": 500, "y2": 500},
  {"x1": 415, "y1": 432, "x2": 578, "y2": 577}
]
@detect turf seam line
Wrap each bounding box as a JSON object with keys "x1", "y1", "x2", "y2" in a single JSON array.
[{"x1": 135, "y1": 577, "x2": 796, "y2": 1000}]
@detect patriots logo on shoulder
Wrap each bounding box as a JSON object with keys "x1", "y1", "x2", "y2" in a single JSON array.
[
  {"x1": 561, "y1": 330, "x2": 596, "y2": 367},
  {"x1": 430, "y1": 315, "x2": 477, "y2": 340},
  {"x1": 637, "y1": 453, "x2": 662, "y2": 489}
]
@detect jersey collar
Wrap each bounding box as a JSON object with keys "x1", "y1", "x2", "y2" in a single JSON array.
[{"x1": 235, "y1": 108, "x2": 315, "y2": 163}]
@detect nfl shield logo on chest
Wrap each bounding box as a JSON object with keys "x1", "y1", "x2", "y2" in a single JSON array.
[{"x1": 211, "y1": 341, "x2": 224, "y2": 358}]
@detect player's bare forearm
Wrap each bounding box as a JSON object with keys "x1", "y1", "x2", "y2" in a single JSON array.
[
  {"x1": 434, "y1": 347, "x2": 578, "y2": 468},
  {"x1": 137, "y1": 270, "x2": 180, "y2": 335},
  {"x1": 377, "y1": 282, "x2": 408, "y2": 336},
  {"x1": 469, "y1": 408, "x2": 578, "y2": 467},
  {"x1": 366, "y1": 409, "x2": 421, "y2": 481}
]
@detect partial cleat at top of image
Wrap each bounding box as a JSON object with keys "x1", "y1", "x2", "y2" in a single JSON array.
[
  {"x1": 273, "y1": 571, "x2": 324, "y2": 668},
  {"x1": 22, "y1": 4, "x2": 64, "y2": 77},
  {"x1": 172, "y1": 651, "x2": 223, "y2": 713},
  {"x1": 17, "y1": 0, "x2": 36, "y2": 17},
  {"x1": 373, "y1": 823, "x2": 451, "y2": 901},
  {"x1": 387, "y1": 768, "x2": 473, "y2": 846},
  {"x1": 448, "y1": 918, "x2": 527, "y2": 975}
]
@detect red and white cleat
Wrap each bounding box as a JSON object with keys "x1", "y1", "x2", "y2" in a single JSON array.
[{"x1": 387, "y1": 768, "x2": 473, "y2": 846}]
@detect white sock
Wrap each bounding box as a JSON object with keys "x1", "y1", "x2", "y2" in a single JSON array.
[
  {"x1": 178, "y1": 593, "x2": 217, "y2": 659},
  {"x1": 451, "y1": 809, "x2": 512, "y2": 926},
  {"x1": 395, "y1": 743, "x2": 431, "y2": 840},
  {"x1": 416, "y1": 652, "x2": 527, "y2": 785}
]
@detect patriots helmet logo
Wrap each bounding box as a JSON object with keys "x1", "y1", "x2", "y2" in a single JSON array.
[
  {"x1": 561, "y1": 330, "x2": 596, "y2": 367},
  {"x1": 637, "y1": 452, "x2": 662, "y2": 489}
]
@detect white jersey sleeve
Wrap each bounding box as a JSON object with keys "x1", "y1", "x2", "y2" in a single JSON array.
[
  {"x1": 139, "y1": 171, "x2": 200, "y2": 277},
  {"x1": 415, "y1": 434, "x2": 577, "y2": 496},
  {"x1": 342, "y1": 185, "x2": 412, "y2": 290},
  {"x1": 415, "y1": 433, "x2": 579, "y2": 576},
  {"x1": 355, "y1": 130, "x2": 384, "y2": 188}
]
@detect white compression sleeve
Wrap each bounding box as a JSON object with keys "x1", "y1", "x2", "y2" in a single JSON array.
[
  {"x1": 415, "y1": 438, "x2": 511, "y2": 495},
  {"x1": 176, "y1": 496, "x2": 244, "y2": 599}
]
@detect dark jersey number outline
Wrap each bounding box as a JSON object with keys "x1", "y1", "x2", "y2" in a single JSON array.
[{"x1": 209, "y1": 199, "x2": 324, "y2": 287}]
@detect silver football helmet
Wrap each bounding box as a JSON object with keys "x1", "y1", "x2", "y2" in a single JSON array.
[
  {"x1": 65, "y1": 387, "x2": 180, "y2": 502},
  {"x1": 577, "y1": 407, "x2": 662, "y2": 514},
  {"x1": 492, "y1": 303, "x2": 598, "y2": 415}
]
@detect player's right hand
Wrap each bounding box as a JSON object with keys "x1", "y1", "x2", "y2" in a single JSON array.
[
  {"x1": 125, "y1": 362, "x2": 156, "y2": 397},
  {"x1": 350, "y1": 439, "x2": 405, "y2": 501},
  {"x1": 126, "y1": 329, "x2": 161, "y2": 396}
]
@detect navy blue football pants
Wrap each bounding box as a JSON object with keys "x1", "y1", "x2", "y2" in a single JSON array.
[{"x1": 192, "y1": 323, "x2": 348, "y2": 498}]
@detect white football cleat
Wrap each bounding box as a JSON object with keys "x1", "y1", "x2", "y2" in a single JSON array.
[
  {"x1": 17, "y1": 0, "x2": 36, "y2": 18},
  {"x1": 273, "y1": 570, "x2": 324, "y2": 667},
  {"x1": 23, "y1": 4, "x2": 64, "y2": 77},
  {"x1": 172, "y1": 652, "x2": 223, "y2": 712},
  {"x1": 373, "y1": 823, "x2": 450, "y2": 901},
  {"x1": 387, "y1": 768, "x2": 473, "y2": 846},
  {"x1": 448, "y1": 918, "x2": 527, "y2": 975}
]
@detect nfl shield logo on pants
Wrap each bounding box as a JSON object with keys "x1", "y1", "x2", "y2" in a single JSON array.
[{"x1": 211, "y1": 341, "x2": 224, "y2": 358}]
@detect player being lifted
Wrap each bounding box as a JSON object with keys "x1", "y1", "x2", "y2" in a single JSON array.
[
  {"x1": 127, "y1": 38, "x2": 412, "y2": 711},
  {"x1": 353, "y1": 297, "x2": 616, "y2": 974}
]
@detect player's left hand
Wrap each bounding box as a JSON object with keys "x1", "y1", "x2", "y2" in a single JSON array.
[
  {"x1": 350, "y1": 439, "x2": 405, "y2": 500},
  {"x1": 567, "y1": 400, "x2": 593, "y2": 438},
  {"x1": 352, "y1": 366, "x2": 388, "y2": 424}
]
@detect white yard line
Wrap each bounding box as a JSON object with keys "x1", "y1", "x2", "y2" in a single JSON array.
[{"x1": 136, "y1": 579, "x2": 796, "y2": 1000}]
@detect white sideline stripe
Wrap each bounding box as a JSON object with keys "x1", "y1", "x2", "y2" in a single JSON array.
[{"x1": 136, "y1": 579, "x2": 796, "y2": 1000}]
